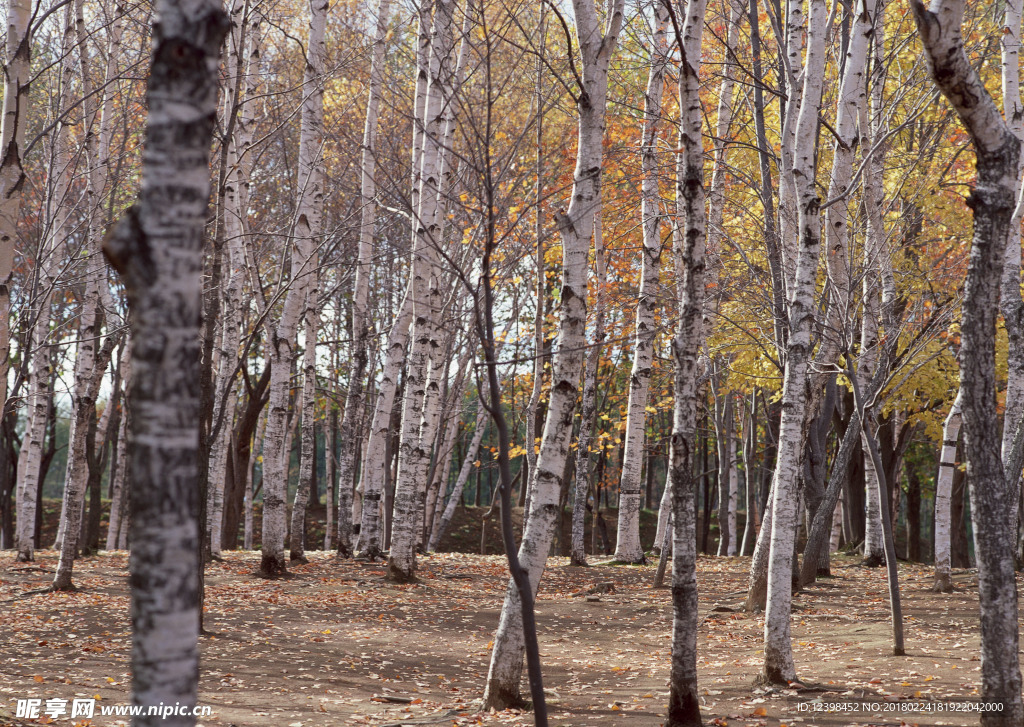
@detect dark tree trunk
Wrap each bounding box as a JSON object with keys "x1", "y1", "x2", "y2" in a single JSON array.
[
  {"x1": 913, "y1": 3, "x2": 1024, "y2": 718},
  {"x1": 906, "y1": 466, "x2": 921, "y2": 562},
  {"x1": 35, "y1": 387, "x2": 57, "y2": 549},
  {"x1": 223, "y1": 364, "x2": 270, "y2": 549}
]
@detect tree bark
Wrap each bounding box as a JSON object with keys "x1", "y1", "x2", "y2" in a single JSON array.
[
  {"x1": 933, "y1": 389, "x2": 962, "y2": 591},
  {"x1": 613, "y1": 0, "x2": 669, "y2": 563},
  {"x1": 666, "y1": 0, "x2": 707, "y2": 721},
  {"x1": 0, "y1": 0, "x2": 32, "y2": 466},
  {"x1": 570, "y1": 215, "x2": 607, "y2": 566},
  {"x1": 260, "y1": 0, "x2": 326, "y2": 577},
  {"x1": 913, "y1": 0, "x2": 1024, "y2": 720},
  {"x1": 760, "y1": 0, "x2": 830, "y2": 686},
  {"x1": 481, "y1": 0, "x2": 625, "y2": 707},
  {"x1": 100, "y1": 0, "x2": 227, "y2": 721}
]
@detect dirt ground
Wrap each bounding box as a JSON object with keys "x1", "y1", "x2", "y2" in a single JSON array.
[{"x1": 0, "y1": 549, "x2": 1010, "y2": 727}]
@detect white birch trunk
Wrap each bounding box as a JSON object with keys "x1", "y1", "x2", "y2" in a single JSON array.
[
  {"x1": 53, "y1": 321, "x2": 114, "y2": 589},
  {"x1": 246, "y1": 410, "x2": 266, "y2": 550},
  {"x1": 668, "y1": 2, "x2": 708, "y2": 721},
  {"x1": 429, "y1": 402, "x2": 487, "y2": 552},
  {"x1": 776, "y1": 0, "x2": 807, "y2": 293},
  {"x1": 761, "y1": 0, "x2": 830, "y2": 686},
  {"x1": 16, "y1": 312, "x2": 55, "y2": 561},
  {"x1": 17, "y1": 4, "x2": 77, "y2": 560},
  {"x1": 54, "y1": 0, "x2": 119, "y2": 567},
  {"x1": 355, "y1": 286, "x2": 413, "y2": 557},
  {"x1": 208, "y1": 4, "x2": 260, "y2": 559},
  {"x1": 482, "y1": 0, "x2": 624, "y2": 708},
  {"x1": 570, "y1": 216, "x2": 606, "y2": 566},
  {"x1": 65, "y1": 0, "x2": 124, "y2": 560},
  {"x1": 335, "y1": 0, "x2": 389, "y2": 557},
  {"x1": 0, "y1": 0, "x2": 32, "y2": 438},
  {"x1": 715, "y1": 390, "x2": 732, "y2": 556},
  {"x1": 727, "y1": 416, "x2": 738, "y2": 556},
  {"x1": 106, "y1": 350, "x2": 131, "y2": 551},
  {"x1": 859, "y1": 9, "x2": 890, "y2": 566},
  {"x1": 932, "y1": 389, "x2": 962, "y2": 592},
  {"x1": 260, "y1": 0, "x2": 325, "y2": 577},
  {"x1": 1000, "y1": 0, "x2": 1024, "y2": 524},
  {"x1": 100, "y1": 0, "x2": 227, "y2": 719},
  {"x1": 423, "y1": 356, "x2": 469, "y2": 546},
  {"x1": 702, "y1": 0, "x2": 741, "y2": 332},
  {"x1": 612, "y1": 0, "x2": 669, "y2": 564},
  {"x1": 820, "y1": 0, "x2": 875, "y2": 363},
  {"x1": 289, "y1": 281, "x2": 318, "y2": 562},
  {"x1": 388, "y1": 0, "x2": 458, "y2": 582}
]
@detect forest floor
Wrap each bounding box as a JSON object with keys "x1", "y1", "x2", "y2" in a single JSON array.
[{"x1": 0, "y1": 549, "x2": 1006, "y2": 727}]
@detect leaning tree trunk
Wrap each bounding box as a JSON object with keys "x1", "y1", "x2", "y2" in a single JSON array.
[
  {"x1": 355, "y1": 287, "x2": 413, "y2": 557},
  {"x1": 913, "y1": 0, "x2": 1024, "y2": 721},
  {"x1": 818, "y1": 0, "x2": 883, "y2": 565},
  {"x1": 429, "y1": 401, "x2": 487, "y2": 551},
  {"x1": 481, "y1": 0, "x2": 625, "y2": 709},
  {"x1": 100, "y1": 0, "x2": 227, "y2": 722}
]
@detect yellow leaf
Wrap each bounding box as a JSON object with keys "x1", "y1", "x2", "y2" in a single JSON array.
[
  {"x1": 752, "y1": 707, "x2": 767, "y2": 716},
  {"x1": 33, "y1": 675, "x2": 44, "y2": 683}
]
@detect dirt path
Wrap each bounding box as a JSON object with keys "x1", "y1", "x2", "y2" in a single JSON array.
[{"x1": 0, "y1": 550, "x2": 1008, "y2": 726}]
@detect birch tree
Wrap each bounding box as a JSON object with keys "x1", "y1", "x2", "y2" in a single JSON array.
[
  {"x1": 612, "y1": 0, "x2": 669, "y2": 564},
  {"x1": 932, "y1": 389, "x2": 961, "y2": 592},
  {"x1": 16, "y1": 5, "x2": 77, "y2": 561},
  {"x1": 208, "y1": 0, "x2": 261, "y2": 559},
  {"x1": 1000, "y1": 0, "x2": 1024, "y2": 510},
  {"x1": 355, "y1": 289, "x2": 413, "y2": 557},
  {"x1": 482, "y1": 0, "x2": 625, "y2": 707},
  {"x1": 0, "y1": 0, "x2": 32, "y2": 457},
  {"x1": 913, "y1": 2, "x2": 1024, "y2": 720},
  {"x1": 387, "y1": 0, "x2": 459, "y2": 582},
  {"x1": 101, "y1": 0, "x2": 228, "y2": 721},
  {"x1": 760, "y1": 0, "x2": 830, "y2": 685},
  {"x1": 428, "y1": 401, "x2": 487, "y2": 551},
  {"x1": 570, "y1": 215, "x2": 606, "y2": 566},
  {"x1": 260, "y1": 0, "x2": 326, "y2": 577},
  {"x1": 355, "y1": 0, "x2": 437, "y2": 559},
  {"x1": 666, "y1": 0, "x2": 707, "y2": 721},
  {"x1": 52, "y1": 0, "x2": 127, "y2": 585},
  {"x1": 334, "y1": 0, "x2": 390, "y2": 558}
]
